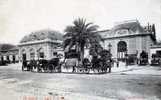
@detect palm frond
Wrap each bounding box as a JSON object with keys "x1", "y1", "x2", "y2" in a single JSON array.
[
  {"x1": 86, "y1": 25, "x2": 99, "y2": 32},
  {"x1": 63, "y1": 17, "x2": 103, "y2": 57}
]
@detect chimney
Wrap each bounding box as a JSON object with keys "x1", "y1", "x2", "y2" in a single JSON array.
[{"x1": 152, "y1": 24, "x2": 156, "y2": 41}]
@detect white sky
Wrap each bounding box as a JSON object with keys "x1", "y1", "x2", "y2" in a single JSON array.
[{"x1": 0, "y1": 0, "x2": 161, "y2": 44}]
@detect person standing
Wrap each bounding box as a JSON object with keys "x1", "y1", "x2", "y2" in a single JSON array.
[{"x1": 117, "y1": 60, "x2": 119, "y2": 68}]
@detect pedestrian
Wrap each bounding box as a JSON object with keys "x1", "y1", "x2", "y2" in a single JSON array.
[
  {"x1": 117, "y1": 60, "x2": 119, "y2": 68},
  {"x1": 108, "y1": 58, "x2": 112, "y2": 73}
]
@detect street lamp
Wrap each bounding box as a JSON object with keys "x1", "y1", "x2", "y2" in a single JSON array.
[
  {"x1": 108, "y1": 43, "x2": 112, "y2": 73},
  {"x1": 108, "y1": 43, "x2": 112, "y2": 53}
]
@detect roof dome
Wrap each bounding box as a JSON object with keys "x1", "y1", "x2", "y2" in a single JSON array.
[
  {"x1": 113, "y1": 20, "x2": 144, "y2": 32},
  {"x1": 20, "y1": 29, "x2": 63, "y2": 43}
]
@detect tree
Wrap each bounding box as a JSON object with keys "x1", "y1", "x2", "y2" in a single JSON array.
[
  {"x1": 89, "y1": 42, "x2": 103, "y2": 57},
  {"x1": 63, "y1": 18, "x2": 102, "y2": 63}
]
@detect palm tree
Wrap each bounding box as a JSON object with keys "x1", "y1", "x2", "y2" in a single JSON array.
[{"x1": 63, "y1": 18, "x2": 102, "y2": 63}]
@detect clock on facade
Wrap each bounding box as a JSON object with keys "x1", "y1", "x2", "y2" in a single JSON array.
[{"x1": 116, "y1": 29, "x2": 129, "y2": 35}]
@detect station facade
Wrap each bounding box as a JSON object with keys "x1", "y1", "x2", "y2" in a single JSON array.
[{"x1": 99, "y1": 20, "x2": 156, "y2": 60}]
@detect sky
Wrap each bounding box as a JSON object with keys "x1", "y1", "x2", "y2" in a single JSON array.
[{"x1": 0, "y1": 0, "x2": 161, "y2": 44}]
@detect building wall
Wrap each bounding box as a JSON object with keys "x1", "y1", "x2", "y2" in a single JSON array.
[
  {"x1": 19, "y1": 43, "x2": 47, "y2": 61},
  {"x1": 0, "y1": 50, "x2": 19, "y2": 62},
  {"x1": 103, "y1": 35, "x2": 154, "y2": 59},
  {"x1": 19, "y1": 42, "x2": 63, "y2": 61}
]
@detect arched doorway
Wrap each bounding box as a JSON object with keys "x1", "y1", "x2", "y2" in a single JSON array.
[
  {"x1": 12, "y1": 55, "x2": 15, "y2": 63},
  {"x1": 117, "y1": 41, "x2": 127, "y2": 61}
]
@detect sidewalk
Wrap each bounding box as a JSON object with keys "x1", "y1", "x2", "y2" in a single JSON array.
[
  {"x1": 111, "y1": 61, "x2": 161, "y2": 75},
  {"x1": 111, "y1": 61, "x2": 138, "y2": 73}
]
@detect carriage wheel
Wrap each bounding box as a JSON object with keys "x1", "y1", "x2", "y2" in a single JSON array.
[
  {"x1": 84, "y1": 68, "x2": 90, "y2": 74},
  {"x1": 77, "y1": 68, "x2": 83, "y2": 73}
]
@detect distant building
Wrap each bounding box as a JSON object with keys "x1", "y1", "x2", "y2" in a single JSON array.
[
  {"x1": 0, "y1": 44, "x2": 19, "y2": 63},
  {"x1": 98, "y1": 20, "x2": 156, "y2": 60},
  {"x1": 18, "y1": 29, "x2": 63, "y2": 61}
]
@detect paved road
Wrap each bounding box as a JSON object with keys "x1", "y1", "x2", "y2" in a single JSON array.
[{"x1": 0, "y1": 64, "x2": 161, "y2": 100}]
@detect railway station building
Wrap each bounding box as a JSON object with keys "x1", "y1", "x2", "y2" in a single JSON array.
[
  {"x1": 98, "y1": 20, "x2": 157, "y2": 61},
  {"x1": 18, "y1": 29, "x2": 63, "y2": 61}
]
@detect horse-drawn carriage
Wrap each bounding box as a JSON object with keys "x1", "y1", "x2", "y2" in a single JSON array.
[
  {"x1": 126, "y1": 54, "x2": 138, "y2": 65},
  {"x1": 150, "y1": 54, "x2": 161, "y2": 66},
  {"x1": 63, "y1": 49, "x2": 112, "y2": 74},
  {"x1": 22, "y1": 49, "x2": 112, "y2": 74},
  {"x1": 22, "y1": 57, "x2": 61, "y2": 73},
  {"x1": 139, "y1": 51, "x2": 149, "y2": 65}
]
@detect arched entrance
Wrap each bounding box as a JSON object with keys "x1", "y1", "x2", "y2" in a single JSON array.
[
  {"x1": 117, "y1": 41, "x2": 127, "y2": 61},
  {"x1": 12, "y1": 55, "x2": 15, "y2": 63}
]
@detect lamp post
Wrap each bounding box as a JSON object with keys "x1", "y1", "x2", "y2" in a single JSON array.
[
  {"x1": 108, "y1": 43, "x2": 112, "y2": 73},
  {"x1": 108, "y1": 43, "x2": 112, "y2": 54}
]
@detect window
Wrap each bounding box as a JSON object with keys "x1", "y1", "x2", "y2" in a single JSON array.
[
  {"x1": 53, "y1": 52, "x2": 57, "y2": 56},
  {"x1": 13, "y1": 55, "x2": 15, "y2": 61},
  {"x1": 29, "y1": 48, "x2": 35, "y2": 60},
  {"x1": 39, "y1": 52, "x2": 44, "y2": 58},
  {"x1": 7, "y1": 56, "x2": 10, "y2": 61},
  {"x1": 22, "y1": 54, "x2": 26, "y2": 61},
  {"x1": 156, "y1": 50, "x2": 161, "y2": 57},
  {"x1": 30, "y1": 53, "x2": 35, "y2": 59}
]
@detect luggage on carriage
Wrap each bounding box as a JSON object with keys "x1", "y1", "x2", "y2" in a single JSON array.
[{"x1": 63, "y1": 49, "x2": 80, "y2": 72}]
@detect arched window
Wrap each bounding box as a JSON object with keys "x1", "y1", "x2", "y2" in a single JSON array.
[
  {"x1": 38, "y1": 48, "x2": 44, "y2": 58},
  {"x1": 117, "y1": 41, "x2": 127, "y2": 60},
  {"x1": 29, "y1": 48, "x2": 35, "y2": 60}
]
